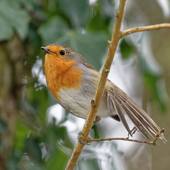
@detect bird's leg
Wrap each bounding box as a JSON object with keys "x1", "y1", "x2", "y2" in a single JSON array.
[
  {"x1": 127, "y1": 127, "x2": 137, "y2": 139},
  {"x1": 92, "y1": 116, "x2": 101, "y2": 129}
]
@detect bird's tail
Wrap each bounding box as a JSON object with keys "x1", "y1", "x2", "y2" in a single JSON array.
[{"x1": 107, "y1": 86, "x2": 166, "y2": 143}]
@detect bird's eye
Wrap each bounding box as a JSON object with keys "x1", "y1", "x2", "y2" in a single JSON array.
[{"x1": 59, "y1": 50, "x2": 65, "y2": 56}]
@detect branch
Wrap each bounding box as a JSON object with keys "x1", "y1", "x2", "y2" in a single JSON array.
[
  {"x1": 88, "y1": 137, "x2": 156, "y2": 145},
  {"x1": 121, "y1": 23, "x2": 170, "y2": 37},
  {"x1": 88, "y1": 127, "x2": 165, "y2": 145},
  {"x1": 65, "y1": 0, "x2": 127, "y2": 169}
]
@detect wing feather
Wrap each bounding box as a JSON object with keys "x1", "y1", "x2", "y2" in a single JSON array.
[
  {"x1": 106, "y1": 85, "x2": 166, "y2": 142},
  {"x1": 113, "y1": 99, "x2": 132, "y2": 135},
  {"x1": 107, "y1": 91, "x2": 132, "y2": 136}
]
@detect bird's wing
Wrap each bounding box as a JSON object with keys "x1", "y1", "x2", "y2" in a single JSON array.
[
  {"x1": 106, "y1": 83, "x2": 166, "y2": 142},
  {"x1": 106, "y1": 91, "x2": 132, "y2": 134},
  {"x1": 66, "y1": 47, "x2": 95, "y2": 69}
]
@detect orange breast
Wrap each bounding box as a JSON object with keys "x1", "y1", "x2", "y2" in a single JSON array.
[{"x1": 44, "y1": 55, "x2": 83, "y2": 99}]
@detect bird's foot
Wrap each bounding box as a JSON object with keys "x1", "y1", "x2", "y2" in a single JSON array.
[
  {"x1": 127, "y1": 127, "x2": 137, "y2": 139},
  {"x1": 78, "y1": 132, "x2": 91, "y2": 145}
]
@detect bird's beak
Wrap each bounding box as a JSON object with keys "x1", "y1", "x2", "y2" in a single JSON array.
[{"x1": 41, "y1": 46, "x2": 49, "y2": 53}]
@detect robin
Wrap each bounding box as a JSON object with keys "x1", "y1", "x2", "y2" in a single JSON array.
[{"x1": 42, "y1": 44, "x2": 166, "y2": 142}]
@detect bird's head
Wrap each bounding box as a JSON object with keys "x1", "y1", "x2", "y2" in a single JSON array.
[
  {"x1": 41, "y1": 44, "x2": 83, "y2": 97},
  {"x1": 41, "y1": 44, "x2": 69, "y2": 60},
  {"x1": 41, "y1": 44, "x2": 86, "y2": 64},
  {"x1": 41, "y1": 44, "x2": 88, "y2": 73},
  {"x1": 42, "y1": 44, "x2": 79, "y2": 75}
]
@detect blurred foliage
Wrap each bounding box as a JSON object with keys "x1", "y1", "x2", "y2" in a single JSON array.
[
  {"x1": 0, "y1": 0, "x2": 168, "y2": 170},
  {"x1": 0, "y1": 0, "x2": 30, "y2": 40},
  {"x1": 120, "y1": 39, "x2": 135, "y2": 59},
  {"x1": 0, "y1": 119, "x2": 7, "y2": 134},
  {"x1": 139, "y1": 55, "x2": 168, "y2": 111}
]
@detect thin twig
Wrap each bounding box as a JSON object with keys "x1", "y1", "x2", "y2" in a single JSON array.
[
  {"x1": 88, "y1": 137, "x2": 156, "y2": 145},
  {"x1": 88, "y1": 128, "x2": 166, "y2": 145},
  {"x1": 121, "y1": 23, "x2": 170, "y2": 37},
  {"x1": 65, "y1": 0, "x2": 127, "y2": 169}
]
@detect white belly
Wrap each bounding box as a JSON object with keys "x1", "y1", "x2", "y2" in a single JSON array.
[
  {"x1": 58, "y1": 87, "x2": 110, "y2": 119},
  {"x1": 57, "y1": 65, "x2": 113, "y2": 119}
]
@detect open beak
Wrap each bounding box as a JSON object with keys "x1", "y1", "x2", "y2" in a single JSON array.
[{"x1": 41, "y1": 46, "x2": 49, "y2": 53}]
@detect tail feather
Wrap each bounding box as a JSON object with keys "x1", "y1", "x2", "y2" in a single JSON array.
[
  {"x1": 107, "y1": 92, "x2": 132, "y2": 135},
  {"x1": 116, "y1": 96, "x2": 155, "y2": 139},
  {"x1": 117, "y1": 96, "x2": 159, "y2": 136},
  {"x1": 119, "y1": 94, "x2": 160, "y2": 131},
  {"x1": 106, "y1": 86, "x2": 166, "y2": 143},
  {"x1": 113, "y1": 99, "x2": 132, "y2": 135}
]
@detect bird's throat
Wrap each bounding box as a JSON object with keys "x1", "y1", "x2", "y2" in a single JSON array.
[{"x1": 44, "y1": 55, "x2": 83, "y2": 99}]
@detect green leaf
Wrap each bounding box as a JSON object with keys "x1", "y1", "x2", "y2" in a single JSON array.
[
  {"x1": 25, "y1": 137, "x2": 42, "y2": 163},
  {"x1": 27, "y1": 26, "x2": 42, "y2": 59},
  {"x1": 57, "y1": 0, "x2": 90, "y2": 28},
  {"x1": 14, "y1": 119, "x2": 29, "y2": 151},
  {"x1": 0, "y1": 1, "x2": 30, "y2": 40},
  {"x1": 87, "y1": 9, "x2": 110, "y2": 32},
  {"x1": 0, "y1": 17, "x2": 13, "y2": 40},
  {"x1": 44, "y1": 124, "x2": 72, "y2": 151},
  {"x1": 44, "y1": 125, "x2": 70, "y2": 170},
  {"x1": 45, "y1": 147, "x2": 68, "y2": 170},
  {"x1": 26, "y1": 86, "x2": 49, "y2": 125},
  {"x1": 120, "y1": 39, "x2": 135, "y2": 59},
  {"x1": 98, "y1": 0, "x2": 115, "y2": 18},
  {"x1": 38, "y1": 16, "x2": 68, "y2": 44},
  {"x1": 87, "y1": 0, "x2": 114, "y2": 32},
  {"x1": 92, "y1": 125, "x2": 100, "y2": 139},
  {"x1": 57, "y1": 31, "x2": 108, "y2": 69}
]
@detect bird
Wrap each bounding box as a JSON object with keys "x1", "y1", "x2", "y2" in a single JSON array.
[{"x1": 42, "y1": 44, "x2": 166, "y2": 143}]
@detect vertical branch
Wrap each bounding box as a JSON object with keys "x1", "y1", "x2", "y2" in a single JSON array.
[{"x1": 65, "y1": 0, "x2": 127, "y2": 169}]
